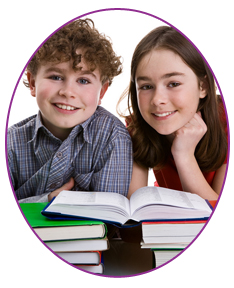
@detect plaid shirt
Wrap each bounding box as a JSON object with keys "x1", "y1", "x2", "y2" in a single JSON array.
[{"x1": 7, "y1": 106, "x2": 133, "y2": 202}]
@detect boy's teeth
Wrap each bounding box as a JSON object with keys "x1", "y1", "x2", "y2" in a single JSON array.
[
  {"x1": 154, "y1": 111, "x2": 173, "y2": 117},
  {"x1": 56, "y1": 104, "x2": 76, "y2": 110}
]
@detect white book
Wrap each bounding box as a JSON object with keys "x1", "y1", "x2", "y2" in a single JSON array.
[
  {"x1": 141, "y1": 242, "x2": 188, "y2": 249},
  {"x1": 75, "y1": 264, "x2": 104, "y2": 274},
  {"x1": 57, "y1": 251, "x2": 101, "y2": 265},
  {"x1": 142, "y1": 222, "x2": 205, "y2": 237},
  {"x1": 142, "y1": 235, "x2": 195, "y2": 244},
  {"x1": 45, "y1": 237, "x2": 109, "y2": 252},
  {"x1": 42, "y1": 186, "x2": 212, "y2": 225}
]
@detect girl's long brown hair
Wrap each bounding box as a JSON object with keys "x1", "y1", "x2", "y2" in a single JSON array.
[{"x1": 120, "y1": 26, "x2": 227, "y2": 171}]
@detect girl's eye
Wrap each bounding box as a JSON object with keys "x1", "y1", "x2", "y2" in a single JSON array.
[
  {"x1": 78, "y1": 78, "x2": 90, "y2": 85},
  {"x1": 168, "y1": 82, "x2": 180, "y2": 88},
  {"x1": 140, "y1": 85, "x2": 153, "y2": 90}
]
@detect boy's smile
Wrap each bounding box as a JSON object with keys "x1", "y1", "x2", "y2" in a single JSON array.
[
  {"x1": 53, "y1": 103, "x2": 78, "y2": 112},
  {"x1": 27, "y1": 60, "x2": 108, "y2": 140}
]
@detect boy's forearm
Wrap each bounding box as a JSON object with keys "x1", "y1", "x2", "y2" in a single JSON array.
[
  {"x1": 91, "y1": 137, "x2": 132, "y2": 196},
  {"x1": 18, "y1": 193, "x2": 50, "y2": 203}
]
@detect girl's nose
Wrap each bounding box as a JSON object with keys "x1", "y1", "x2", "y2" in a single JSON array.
[{"x1": 150, "y1": 87, "x2": 168, "y2": 106}]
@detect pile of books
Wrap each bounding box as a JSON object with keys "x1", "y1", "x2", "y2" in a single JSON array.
[
  {"x1": 141, "y1": 198, "x2": 217, "y2": 267},
  {"x1": 140, "y1": 219, "x2": 207, "y2": 268},
  {"x1": 20, "y1": 187, "x2": 214, "y2": 273},
  {"x1": 20, "y1": 202, "x2": 109, "y2": 274}
]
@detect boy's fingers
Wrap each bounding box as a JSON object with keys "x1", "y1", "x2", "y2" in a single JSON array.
[
  {"x1": 60, "y1": 177, "x2": 75, "y2": 191},
  {"x1": 48, "y1": 178, "x2": 75, "y2": 201}
]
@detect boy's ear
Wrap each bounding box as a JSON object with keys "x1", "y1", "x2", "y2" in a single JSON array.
[
  {"x1": 98, "y1": 81, "x2": 109, "y2": 105},
  {"x1": 27, "y1": 71, "x2": 36, "y2": 97}
]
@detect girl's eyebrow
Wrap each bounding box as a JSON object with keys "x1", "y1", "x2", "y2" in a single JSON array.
[
  {"x1": 136, "y1": 72, "x2": 185, "y2": 82},
  {"x1": 161, "y1": 72, "x2": 185, "y2": 79},
  {"x1": 136, "y1": 76, "x2": 152, "y2": 82}
]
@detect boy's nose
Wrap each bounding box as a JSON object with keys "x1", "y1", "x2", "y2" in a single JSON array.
[
  {"x1": 59, "y1": 82, "x2": 77, "y2": 98},
  {"x1": 150, "y1": 88, "x2": 168, "y2": 106}
]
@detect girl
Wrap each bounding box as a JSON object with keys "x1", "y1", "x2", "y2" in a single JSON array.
[{"x1": 120, "y1": 26, "x2": 228, "y2": 200}]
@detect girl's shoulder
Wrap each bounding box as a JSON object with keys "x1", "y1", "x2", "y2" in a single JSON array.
[
  {"x1": 218, "y1": 97, "x2": 227, "y2": 125},
  {"x1": 218, "y1": 97, "x2": 228, "y2": 164}
]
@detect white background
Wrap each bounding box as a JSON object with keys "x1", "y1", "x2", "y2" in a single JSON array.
[{"x1": 1, "y1": 1, "x2": 233, "y2": 287}]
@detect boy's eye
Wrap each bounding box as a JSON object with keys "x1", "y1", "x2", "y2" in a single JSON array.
[
  {"x1": 168, "y1": 82, "x2": 180, "y2": 88},
  {"x1": 50, "y1": 75, "x2": 62, "y2": 81},
  {"x1": 78, "y1": 78, "x2": 90, "y2": 85}
]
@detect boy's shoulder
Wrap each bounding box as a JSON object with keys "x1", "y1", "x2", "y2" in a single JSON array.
[
  {"x1": 87, "y1": 106, "x2": 131, "y2": 140},
  {"x1": 7, "y1": 114, "x2": 38, "y2": 142}
]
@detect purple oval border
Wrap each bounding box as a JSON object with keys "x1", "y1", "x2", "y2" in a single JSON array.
[{"x1": 4, "y1": 8, "x2": 230, "y2": 279}]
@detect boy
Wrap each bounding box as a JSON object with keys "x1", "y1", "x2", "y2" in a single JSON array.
[{"x1": 7, "y1": 18, "x2": 133, "y2": 203}]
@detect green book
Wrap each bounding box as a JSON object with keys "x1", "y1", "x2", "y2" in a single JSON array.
[{"x1": 20, "y1": 202, "x2": 107, "y2": 242}]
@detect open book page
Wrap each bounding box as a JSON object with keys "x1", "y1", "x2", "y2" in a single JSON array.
[
  {"x1": 48, "y1": 190, "x2": 131, "y2": 215},
  {"x1": 129, "y1": 186, "x2": 211, "y2": 215}
]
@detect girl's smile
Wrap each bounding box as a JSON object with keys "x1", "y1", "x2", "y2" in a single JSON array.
[
  {"x1": 135, "y1": 49, "x2": 207, "y2": 137},
  {"x1": 152, "y1": 110, "x2": 177, "y2": 120}
]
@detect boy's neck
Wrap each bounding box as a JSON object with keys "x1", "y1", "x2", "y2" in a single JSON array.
[
  {"x1": 53, "y1": 129, "x2": 72, "y2": 141},
  {"x1": 40, "y1": 116, "x2": 73, "y2": 141}
]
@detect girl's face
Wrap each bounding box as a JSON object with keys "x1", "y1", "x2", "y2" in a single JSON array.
[{"x1": 135, "y1": 49, "x2": 207, "y2": 137}]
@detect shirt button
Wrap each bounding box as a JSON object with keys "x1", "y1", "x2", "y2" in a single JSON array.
[{"x1": 57, "y1": 152, "x2": 63, "y2": 158}]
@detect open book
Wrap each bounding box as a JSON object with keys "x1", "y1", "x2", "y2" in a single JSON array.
[{"x1": 42, "y1": 186, "x2": 212, "y2": 225}]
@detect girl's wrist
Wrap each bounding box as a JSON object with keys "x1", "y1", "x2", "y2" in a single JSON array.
[{"x1": 172, "y1": 151, "x2": 196, "y2": 166}]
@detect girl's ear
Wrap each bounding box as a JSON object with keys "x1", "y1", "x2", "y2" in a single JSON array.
[
  {"x1": 98, "y1": 81, "x2": 109, "y2": 105},
  {"x1": 199, "y1": 77, "x2": 208, "y2": 99},
  {"x1": 27, "y1": 71, "x2": 36, "y2": 97}
]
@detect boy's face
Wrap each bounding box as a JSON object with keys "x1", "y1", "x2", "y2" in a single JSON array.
[{"x1": 28, "y1": 59, "x2": 108, "y2": 140}]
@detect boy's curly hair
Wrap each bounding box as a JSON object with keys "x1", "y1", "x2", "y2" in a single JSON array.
[{"x1": 24, "y1": 18, "x2": 122, "y2": 86}]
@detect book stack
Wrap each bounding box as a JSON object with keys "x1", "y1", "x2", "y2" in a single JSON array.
[
  {"x1": 141, "y1": 219, "x2": 207, "y2": 268},
  {"x1": 39, "y1": 187, "x2": 213, "y2": 271},
  {"x1": 20, "y1": 202, "x2": 109, "y2": 274},
  {"x1": 141, "y1": 200, "x2": 216, "y2": 268}
]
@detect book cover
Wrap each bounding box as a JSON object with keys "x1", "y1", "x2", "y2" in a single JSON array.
[{"x1": 20, "y1": 202, "x2": 107, "y2": 241}]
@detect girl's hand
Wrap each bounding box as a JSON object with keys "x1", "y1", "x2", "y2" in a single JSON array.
[{"x1": 171, "y1": 112, "x2": 207, "y2": 159}]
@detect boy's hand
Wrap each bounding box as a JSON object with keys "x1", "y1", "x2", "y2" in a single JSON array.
[
  {"x1": 171, "y1": 112, "x2": 207, "y2": 159},
  {"x1": 48, "y1": 177, "x2": 75, "y2": 202}
]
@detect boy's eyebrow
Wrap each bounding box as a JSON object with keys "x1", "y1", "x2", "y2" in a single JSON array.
[
  {"x1": 44, "y1": 67, "x2": 97, "y2": 78},
  {"x1": 136, "y1": 72, "x2": 185, "y2": 82},
  {"x1": 44, "y1": 67, "x2": 66, "y2": 74},
  {"x1": 79, "y1": 70, "x2": 97, "y2": 78}
]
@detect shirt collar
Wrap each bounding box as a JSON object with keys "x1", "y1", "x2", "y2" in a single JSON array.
[
  {"x1": 31, "y1": 109, "x2": 100, "y2": 145},
  {"x1": 32, "y1": 112, "x2": 58, "y2": 140},
  {"x1": 79, "y1": 109, "x2": 99, "y2": 144}
]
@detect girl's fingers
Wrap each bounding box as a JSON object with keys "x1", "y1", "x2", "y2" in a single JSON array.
[
  {"x1": 182, "y1": 113, "x2": 207, "y2": 135},
  {"x1": 189, "y1": 112, "x2": 206, "y2": 128}
]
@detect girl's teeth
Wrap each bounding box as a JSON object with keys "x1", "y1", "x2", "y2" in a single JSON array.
[
  {"x1": 154, "y1": 111, "x2": 173, "y2": 117},
  {"x1": 56, "y1": 104, "x2": 76, "y2": 110}
]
